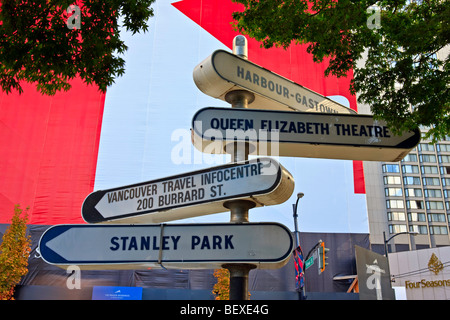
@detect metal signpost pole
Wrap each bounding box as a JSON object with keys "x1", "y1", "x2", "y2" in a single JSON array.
[{"x1": 224, "y1": 36, "x2": 256, "y2": 300}]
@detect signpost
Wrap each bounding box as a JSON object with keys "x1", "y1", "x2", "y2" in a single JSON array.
[
  {"x1": 38, "y1": 37, "x2": 421, "y2": 300},
  {"x1": 192, "y1": 107, "x2": 420, "y2": 162},
  {"x1": 39, "y1": 223, "x2": 294, "y2": 270},
  {"x1": 82, "y1": 157, "x2": 294, "y2": 224},
  {"x1": 193, "y1": 49, "x2": 356, "y2": 114}
]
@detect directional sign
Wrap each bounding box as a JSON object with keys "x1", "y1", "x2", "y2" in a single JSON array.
[
  {"x1": 82, "y1": 157, "x2": 294, "y2": 224},
  {"x1": 193, "y1": 49, "x2": 355, "y2": 114},
  {"x1": 192, "y1": 107, "x2": 420, "y2": 162},
  {"x1": 39, "y1": 223, "x2": 294, "y2": 270}
]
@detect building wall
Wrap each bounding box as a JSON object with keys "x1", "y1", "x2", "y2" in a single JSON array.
[
  {"x1": 388, "y1": 246, "x2": 450, "y2": 300},
  {"x1": 365, "y1": 134, "x2": 450, "y2": 252}
]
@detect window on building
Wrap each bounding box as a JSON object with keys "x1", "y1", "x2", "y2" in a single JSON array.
[
  {"x1": 389, "y1": 224, "x2": 407, "y2": 234},
  {"x1": 429, "y1": 226, "x2": 449, "y2": 235},
  {"x1": 437, "y1": 144, "x2": 450, "y2": 152},
  {"x1": 439, "y1": 155, "x2": 450, "y2": 163},
  {"x1": 421, "y1": 166, "x2": 438, "y2": 174},
  {"x1": 384, "y1": 176, "x2": 402, "y2": 185},
  {"x1": 424, "y1": 189, "x2": 442, "y2": 198},
  {"x1": 426, "y1": 201, "x2": 445, "y2": 210},
  {"x1": 402, "y1": 165, "x2": 419, "y2": 173},
  {"x1": 420, "y1": 154, "x2": 437, "y2": 163},
  {"x1": 423, "y1": 177, "x2": 440, "y2": 186},
  {"x1": 407, "y1": 200, "x2": 424, "y2": 209},
  {"x1": 440, "y1": 166, "x2": 450, "y2": 175},
  {"x1": 388, "y1": 211, "x2": 406, "y2": 221},
  {"x1": 427, "y1": 213, "x2": 446, "y2": 222},
  {"x1": 408, "y1": 212, "x2": 426, "y2": 222},
  {"x1": 419, "y1": 143, "x2": 435, "y2": 152},
  {"x1": 409, "y1": 225, "x2": 428, "y2": 234},
  {"x1": 385, "y1": 187, "x2": 403, "y2": 197},
  {"x1": 387, "y1": 199, "x2": 405, "y2": 209},
  {"x1": 402, "y1": 154, "x2": 418, "y2": 162},
  {"x1": 404, "y1": 176, "x2": 421, "y2": 185},
  {"x1": 383, "y1": 164, "x2": 400, "y2": 173},
  {"x1": 442, "y1": 178, "x2": 450, "y2": 186},
  {"x1": 405, "y1": 188, "x2": 423, "y2": 197}
]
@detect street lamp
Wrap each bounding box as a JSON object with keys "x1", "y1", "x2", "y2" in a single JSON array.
[
  {"x1": 292, "y1": 192, "x2": 304, "y2": 248},
  {"x1": 383, "y1": 231, "x2": 419, "y2": 257}
]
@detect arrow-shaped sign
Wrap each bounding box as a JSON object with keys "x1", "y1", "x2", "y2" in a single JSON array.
[
  {"x1": 82, "y1": 157, "x2": 294, "y2": 224},
  {"x1": 39, "y1": 223, "x2": 294, "y2": 270},
  {"x1": 192, "y1": 107, "x2": 420, "y2": 162},
  {"x1": 193, "y1": 50, "x2": 356, "y2": 114}
]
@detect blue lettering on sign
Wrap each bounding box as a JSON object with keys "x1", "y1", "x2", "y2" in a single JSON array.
[
  {"x1": 109, "y1": 235, "x2": 235, "y2": 251},
  {"x1": 191, "y1": 235, "x2": 234, "y2": 250},
  {"x1": 109, "y1": 236, "x2": 181, "y2": 251}
]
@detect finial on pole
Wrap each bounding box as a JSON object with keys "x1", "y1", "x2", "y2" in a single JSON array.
[{"x1": 233, "y1": 35, "x2": 248, "y2": 60}]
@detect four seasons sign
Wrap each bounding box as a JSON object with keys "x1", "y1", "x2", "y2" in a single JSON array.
[{"x1": 404, "y1": 253, "x2": 450, "y2": 290}]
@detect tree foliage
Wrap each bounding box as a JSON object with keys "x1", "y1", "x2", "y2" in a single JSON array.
[
  {"x1": 0, "y1": 204, "x2": 31, "y2": 300},
  {"x1": 212, "y1": 268, "x2": 230, "y2": 300},
  {"x1": 232, "y1": 0, "x2": 450, "y2": 142},
  {"x1": 0, "y1": 0, "x2": 155, "y2": 95}
]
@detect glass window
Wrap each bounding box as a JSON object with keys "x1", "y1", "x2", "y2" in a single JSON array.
[
  {"x1": 439, "y1": 155, "x2": 450, "y2": 163},
  {"x1": 421, "y1": 166, "x2": 438, "y2": 174},
  {"x1": 428, "y1": 213, "x2": 446, "y2": 222},
  {"x1": 429, "y1": 226, "x2": 448, "y2": 235},
  {"x1": 408, "y1": 212, "x2": 426, "y2": 222},
  {"x1": 388, "y1": 212, "x2": 406, "y2": 221},
  {"x1": 409, "y1": 225, "x2": 428, "y2": 234},
  {"x1": 385, "y1": 187, "x2": 403, "y2": 197},
  {"x1": 423, "y1": 177, "x2": 440, "y2": 186},
  {"x1": 387, "y1": 199, "x2": 405, "y2": 209},
  {"x1": 420, "y1": 154, "x2": 437, "y2": 163},
  {"x1": 389, "y1": 224, "x2": 407, "y2": 234},
  {"x1": 426, "y1": 201, "x2": 444, "y2": 210},
  {"x1": 440, "y1": 166, "x2": 450, "y2": 175},
  {"x1": 404, "y1": 176, "x2": 421, "y2": 185},
  {"x1": 424, "y1": 189, "x2": 442, "y2": 198},
  {"x1": 437, "y1": 144, "x2": 450, "y2": 152},
  {"x1": 442, "y1": 178, "x2": 450, "y2": 186},
  {"x1": 407, "y1": 200, "x2": 424, "y2": 209},
  {"x1": 402, "y1": 154, "x2": 418, "y2": 162},
  {"x1": 403, "y1": 165, "x2": 419, "y2": 173},
  {"x1": 405, "y1": 188, "x2": 422, "y2": 197},
  {"x1": 383, "y1": 164, "x2": 400, "y2": 173},
  {"x1": 419, "y1": 143, "x2": 435, "y2": 152},
  {"x1": 384, "y1": 176, "x2": 401, "y2": 185}
]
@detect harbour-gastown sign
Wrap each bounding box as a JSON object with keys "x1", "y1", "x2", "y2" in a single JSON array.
[
  {"x1": 38, "y1": 223, "x2": 294, "y2": 270},
  {"x1": 82, "y1": 157, "x2": 294, "y2": 224},
  {"x1": 192, "y1": 107, "x2": 421, "y2": 162},
  {"x1": 193, "y1": 49, "x2": 355, "y2": 114}
]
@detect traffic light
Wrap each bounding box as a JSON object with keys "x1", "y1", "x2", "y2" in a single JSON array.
[{"x1": 317, "y1": 241, "x2": 329, "y2": 274}]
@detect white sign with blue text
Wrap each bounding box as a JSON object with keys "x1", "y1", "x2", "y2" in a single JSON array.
[
  {"x1": 82, "y1": 157, "x2": 294, "y2": 224},
  {"x1": 192, "y1": 107, "x2": 421, "y2": 162},
  {"x1": 39, "y1": 223, "x2": 294, "y2": 270}
]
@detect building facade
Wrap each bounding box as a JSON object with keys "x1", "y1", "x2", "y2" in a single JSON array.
[
  {"x1": 365, "y1": 134, "x2": 450, "y2": 254},
  {"x1": 363, "y1": 46, "x2": 450, "y2": 256}
]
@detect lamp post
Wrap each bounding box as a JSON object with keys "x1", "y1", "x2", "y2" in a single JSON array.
[
  {"x1": 292, "y1": 192, "x2": 304, "y2": 248},
  {"x1": 292, "y1": 192, "x2": 304, "y2": 299},
  {"x1": 383, "y1": 231, "x2": 419, "y2": 258}
]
